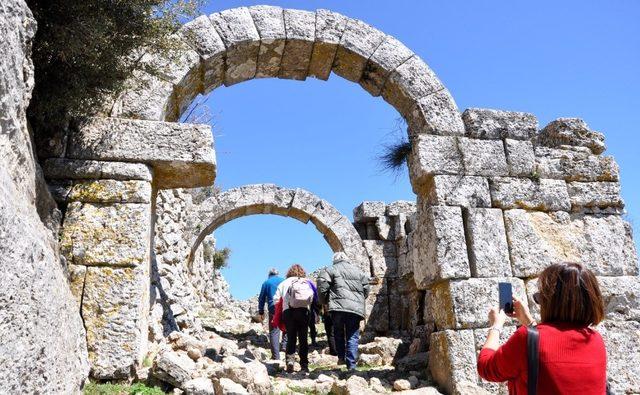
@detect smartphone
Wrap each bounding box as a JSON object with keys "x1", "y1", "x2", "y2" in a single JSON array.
[{"x1": 498, "y1": 282, "x2": 514, "y2": 314}]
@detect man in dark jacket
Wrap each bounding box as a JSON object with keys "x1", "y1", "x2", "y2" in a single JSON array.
[
  {"x1": 258, "y1": 268, "x2": 285, "y2": 360},
  {"x1": 317, "y1": 252, "x2": 370, "y2": 370}
]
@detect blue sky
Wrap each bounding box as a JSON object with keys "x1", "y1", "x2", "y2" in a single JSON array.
[{"x1": 192, "y1": 1, "x2": 640, "y2": 299}]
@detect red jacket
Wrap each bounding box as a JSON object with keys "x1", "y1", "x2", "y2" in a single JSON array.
[
  {"x1": 270, "y1": 299, "x2": 286, "y2": 332},
  {"x1": 477, "y1": 323, "x2": 606, "y2": 395}
]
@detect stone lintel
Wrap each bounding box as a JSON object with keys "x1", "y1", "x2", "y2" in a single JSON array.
[{"x1": 67, "y1": 117, "x2": 216, "y2": 189}]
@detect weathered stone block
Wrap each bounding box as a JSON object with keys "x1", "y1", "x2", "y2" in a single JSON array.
[
  {"x1": 462, "y1": 108, "x2": 537, "y2": 140},
  {"x1": 249, "y1": 5, "x2": 285, "y2": 78},
  {"x1": 597, "y1": 321, "x2": 640, "y2": 394},
  {"x1": 504, "y1": 138, "x2": 535, "y2": 177},
  {"x1": 567, "y1": 181, "x2": 624, "y2": 212},
  {"x1": 463, "y1": 208, "x2": 512, "y2": 277},
  {"x1": 61, "y1": 202, "x2": 150, "y2": 267},
  {"x1": 406, "y1": 90, "x2": 466, "y2": 136},
  {"x1": 178, "y1": 15, "x2": 226, "y2": 93},
  {"x1": 458, "y1": 137, "x2": 509, "y2": 177},
  {"x1": 386, "y1": 200, "x2": 416, "y2": 216},
  {"x1": 535, "y1": 146, "x2": 619, "y2": 182},
  {"x1": 308, "y1": 9, "x2": 348, "y2": 80},
  {"x1": 210, "y1": 8, "x2": 260, "y2": 85},
  {"x1": 66, "y1": 180, "x2": 151, "y2": 204},
  {"x1": 360, "y1": 35, "x2": 413, "y2": 96},
  {"x1": 490, "y1": 177, "x2": 570, "y2": 212},
  {"x1": 597, "y1": 276, "x2": 640, "y2": 321},
  {"x1": 112, "y1": 70, "x2": 176, "y2": 121},
  {"x1": 333, "y1": 18, "x2": 386, "y2": 83},
  {"x1": 43, "y1": 159, "x2": 152, "y2": 181},
  {"x1": 353, "y1": 201, "x2": 386, "y2": 222},
  {"x1": 431, "y1": 277, "x2": 526, "y2": 329},
  {"x1": 413, "y1": 205, "x2": 470, "y2": 288},
  {"x1": 425, "y1": 175, "x2": 491, "y2": 208},
  {"x1": 473, "y1": 327, "x2": 516, "y2": 394},
  {"x1": 83, "y1": 265, "x2": 148, "y2": 379},
  {"x1": 364, "y1": 240, "x2": 398, "y2": 277},
  {"x1": 68, "y1": 264, "x2": 87, "y2": 312},
  {"x1": 504, "y1": 210, "x2": 639, "y2": 277},
  {"x1": 382, "y1": 55, "x2": 444, "y2": 119},
  {"x1": 408, "y1": 135, "x2": 464, "y2": 193},
  {"x1": 68, "y1": 117, "x2": 215, "y2": 189},
  {"x1": 280, "y1": 9, "x2": 315, "y2": 80},
  {"x1": 289, "y1": 188, "x2": 320, "y2": 223},
  {"x1": 538, "y1": 118, "x2": 606, "y2": 154},
  {"x1": 429, "y1": 330, "x2": 478, "y2": 394}
]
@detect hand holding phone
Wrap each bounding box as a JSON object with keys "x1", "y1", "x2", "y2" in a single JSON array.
[{"x1": 498, "y1": 282, "x2": 514, "y2": 315}]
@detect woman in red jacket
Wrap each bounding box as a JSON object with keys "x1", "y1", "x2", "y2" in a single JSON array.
[{"x1": 478, "y1": 262, "x2": 607, "y2": 394}]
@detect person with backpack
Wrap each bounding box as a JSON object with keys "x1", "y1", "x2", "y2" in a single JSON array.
[
  {"x1": 477, "y1": 262, "x2": 608, "y2": 395},
  {"x1": 257, "y1": 268, "x2": 285, "y2": 360},
  {"x1": 273, "y1": 264, "x2": 317, "y2": 373},
  {"x1": 317, "y1": 252, "x2": 370, "y2": 371}
]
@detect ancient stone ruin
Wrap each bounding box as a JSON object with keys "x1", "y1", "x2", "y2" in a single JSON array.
[{"x1": 1, "y1": 2, "x2": 639, "y2": 394}]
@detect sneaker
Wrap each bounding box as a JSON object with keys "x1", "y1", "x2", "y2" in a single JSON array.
[{"x1": 286, "y1": 363, "x2": 295, "y2": 373}]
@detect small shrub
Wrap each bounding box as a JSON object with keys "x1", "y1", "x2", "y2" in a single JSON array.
[
  {"x1": 211, "y1": 247, "x2": 231, "y2": 271},
  {"x1": 83, "y1": 382, "x2": 165, "y2": 395}
]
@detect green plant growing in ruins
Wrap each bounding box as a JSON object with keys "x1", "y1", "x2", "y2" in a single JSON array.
[
  {"x1": 203, "y1": 244, "x2": 232, "y2": 271},
  {"x1": 26, "y1": 0, "x2": 203, "y2": 144},
  {"x1": 83, "y1": 381, "x2": 165, "y2": 395},
  {"x1": 377, "y1": 117, "x2": 412, "y2": 175}
]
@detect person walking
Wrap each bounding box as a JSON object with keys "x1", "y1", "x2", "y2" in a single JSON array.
[
  {"x1": 274, "y1": 264, "x2": 317, "y2": 373},
  {"x1": 317, "y1": 252, "x2": 370, "y2": 371},
  {"x1": 477, "y1": 262, "x2": 608, "y2": 394},
  {"x1": 257, "y1": 268, "x2": 285, "y2": 360}
]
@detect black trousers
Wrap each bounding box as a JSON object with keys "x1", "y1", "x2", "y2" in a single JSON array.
[
  {"x1": 283, "y1": 308, "x2": 309, "y2": 366},
  {"x1": 323, "y1": 313, "x2": 337, "y2": 355},
  {"x1": 309, "y1": 308, "x2": 317, "y2": 344}
]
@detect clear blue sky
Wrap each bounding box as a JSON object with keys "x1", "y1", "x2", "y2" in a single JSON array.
[{"x1": 191, "y1": 1, "x2": 640, "y2": 300}]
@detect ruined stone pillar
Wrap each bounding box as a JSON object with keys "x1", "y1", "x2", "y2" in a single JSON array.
[
  {"x1": 47, "y1": 117, "x2": 216, "y2": 379},
  {"x1": 407, "y1": 110, "x2": 639, "y2": 394}
]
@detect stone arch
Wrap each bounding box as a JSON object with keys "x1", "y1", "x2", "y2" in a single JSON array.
[
  {"x1": 109, "y1": 6, "x2": 465, "y2": 190},
  {"x1": 187, "y1": 184, "x2": 369, "y2": 270}
]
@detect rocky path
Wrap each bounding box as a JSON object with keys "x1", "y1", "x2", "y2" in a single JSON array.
[{"x1": 141, "y1": 303, "x2": 446, "y2": 394}]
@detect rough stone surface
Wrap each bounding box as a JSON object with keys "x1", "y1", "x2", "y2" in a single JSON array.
[
  {"x1": 364, "y1": 240, "x2": 398, "y2": 277},
  {"x1": 538, "y1": 118, "x2": 606, "y2": 154},
  {"x1": 308, "y1": 9, "x2": 348, "y2": 80},
  {"x1": 430, "y1": 278, "x2": 526, "y2": 329},
  {"x1": 249, "y1": 6, "x2": 285, "y2": 78},
  {"x1": 462, "y1": 108, "x2": 537, "y2": 140},
  {"x1": 382, "y1": 56, "x2": 444, "y2": 119},
  {"x1": 429, "y1": 330, "x2": 478, "y2": 395},
  {"x1": 43, "y1": 158, "x2": 153, "y2": 181},
  {"x1": 333, "y1": 18, "x2": 386, "y2": 82},
  {"x1": 503, "y1": 209, "x2": 639, "y2": 277},
  {"x1": 178, "y1": 15, "x2": 226, "y2": 92},
  {"x1": 408, "y1": 135, "x2": 463, "y2": 192},
  {"x1": 111, "y1": 70, "x2": 177, "y2": 121},
  {"x1": 412, "y1": 205, "x2": 470, "y2": 288},
  {"x1": 61, "y1": 202, "x2": 151, "y2": 267},
  {"x1": 567, "y1": 181, "x2": 624, "y2": 212},
  {"x1": 534, "y1": 146, "x2": 620, "y2": 182},
  {"x1": 463, "y1": 208, "x2": 512, "y2": 277},
  {"x1": 490, "y1": 177, "x2": 571, "y2": 212},
  {"x1": 0, "y1": 2, "x2": 89, "y2": 392},
  {"x1": 210, "y1": 8, "x2": 260, "y2": 86},
  {"x1": 596, "y1": 276, "x2": 640, "y2": 321},
  {"x1": 153, "y1": 349, "x2": 197, "y2": 387},
  {"x1": 83, "y1": 266, "x2": 149, "y2": 379},
  {"x1": 425, "y1": 175, "x2": 491, "y2": 208},
  {"x1": 597, "y1": 321, "x2": 640, "y2": 394},
  {"x1": 68, "y1": 117, "x2": 216, "y2": 189},
  {"x1": 504, "y1": 139, "x2": 536, "y2": 177},
  {"x1": 354, "y1": 201, "x2": 386, "y2": 222},
  {"x1": 280, "y1": 9, "x2": 315, "y2": 80},
  {"x1": 63, "y1": 180, "x2": 152, "y2": 204},
  {"x1": 360, "y1": 35, "x2": 413, "y2": 96},
  {"x1": 183, "y1": 377, "x2": 215, "y2": 395},
  {"x1": 407, "y1": 90, "x2": 466, "y2": 136},
  {"x1": 458, "y1": 137, "x2": 509, "y2": 177}
]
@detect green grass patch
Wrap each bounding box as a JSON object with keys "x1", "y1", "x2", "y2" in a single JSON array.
[{"x1": 83, "y1": 382, "x2": 165, "y2": 395}]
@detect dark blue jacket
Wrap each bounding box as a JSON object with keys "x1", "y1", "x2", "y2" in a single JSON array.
[{"x1": 258, "y1": 275, "x2": 284, "y2": 315}]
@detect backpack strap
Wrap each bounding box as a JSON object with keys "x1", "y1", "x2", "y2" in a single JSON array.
[{"x1": 527, "y1": 325, "x2": 540, "y2": 395}]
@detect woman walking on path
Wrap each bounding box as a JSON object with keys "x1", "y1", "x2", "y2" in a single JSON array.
[
  {"x1": 274, "y1": 264, "x2": 318, "y2": 373},
  {"x1": 478, "y1": 262, "x2": 608, "y2": 394}
]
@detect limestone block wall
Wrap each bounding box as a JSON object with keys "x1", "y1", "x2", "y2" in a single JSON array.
[
  {"x1": 404, "y1": 110, "x2": 640, "y2": 394},
  {"x1": 0, "y1": 1, "x2": 89, "y2": 392}
]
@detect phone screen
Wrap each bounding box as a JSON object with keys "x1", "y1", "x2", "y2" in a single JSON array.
[{"x1": 498, "y1": 282, "x2": 513, "y2": 314}]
